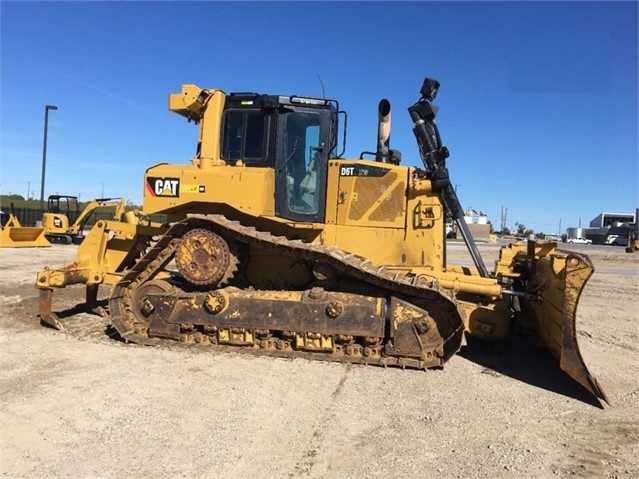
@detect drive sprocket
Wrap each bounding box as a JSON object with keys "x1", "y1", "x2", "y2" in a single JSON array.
[{"x1": 174, "y1": 228, "x2": 236, "y2": 286}]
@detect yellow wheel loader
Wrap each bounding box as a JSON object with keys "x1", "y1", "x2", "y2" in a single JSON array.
[
  {"x1": 42, "y1": 195, "x2": 127, "y2": 244},
  {"x1": 0, "y1": 205, "x2": 50, "y2": 248},
  {"x1": 36, "y1": 77, "x2": 607, "y2": 404}
]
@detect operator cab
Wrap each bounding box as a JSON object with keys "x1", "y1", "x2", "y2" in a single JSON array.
[
  {"x1": 221, "y1": 93, "x2": 340, "y2": 223},
  {"x1": 47, "y1": 195, "x2": 80, "y2": 223}
]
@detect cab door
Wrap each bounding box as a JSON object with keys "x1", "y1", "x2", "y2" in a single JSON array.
[{"x1": 275, "y1": 108, "x2": 328, "y2": 222}]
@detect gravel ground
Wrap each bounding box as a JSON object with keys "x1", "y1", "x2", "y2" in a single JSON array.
[{"x1": 0, "y1": 242, "x2": 637, "y2": 479}]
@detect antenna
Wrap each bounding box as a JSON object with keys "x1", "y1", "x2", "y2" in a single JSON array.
[{"x1": 317, "y1": 75, "x2": 326, "y2": 98}]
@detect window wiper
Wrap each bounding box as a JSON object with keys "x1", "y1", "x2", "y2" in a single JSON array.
[{"x1": 278, "y1": 136, "x2": 300, "y2": 174}]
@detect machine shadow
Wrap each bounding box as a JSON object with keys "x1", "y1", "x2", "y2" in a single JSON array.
[
  {"x1": 458, "y1": 336, "x2": 603, "y2": 408},
  {"x1": 54, "y1": 299, "x2": 109, "y2": 319},
  {"x1": 38, "y1": 299, "x2": 110, "y2": 331},
  {"x1": 39, "y1": 299, "x2": 127, "y2": 342},
  {"x1": 36, "y1": 299, "x2": 601, "y2": 409}
]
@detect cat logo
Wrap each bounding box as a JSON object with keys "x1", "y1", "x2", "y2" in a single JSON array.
[{"x1": 146, "y1": 177, "x2": 180, "y2": 197}]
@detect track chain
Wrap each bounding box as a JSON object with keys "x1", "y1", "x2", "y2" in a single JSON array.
[{"x1": 109, "y1": 214, "x2": 465, "y2": 369}]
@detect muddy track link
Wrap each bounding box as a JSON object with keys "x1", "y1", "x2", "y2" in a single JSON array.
[{"x1": 109, "y1": 214, "x2": 465, "y2": 369}]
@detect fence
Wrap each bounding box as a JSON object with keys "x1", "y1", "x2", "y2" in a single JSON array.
[{"x1": 5, "y1": 207, "x2": 166, "y2": 229}]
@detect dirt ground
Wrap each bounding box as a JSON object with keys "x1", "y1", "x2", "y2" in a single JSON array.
[{"x1": 0, "y1": 242, "x2": 637, "y2": 479}]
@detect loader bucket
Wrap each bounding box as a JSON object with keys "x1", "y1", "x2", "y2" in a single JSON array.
[
  {"x1": 0, "y1": 215, "x2": 51, "y2": 248},
  {"x1": 514, "y1": 243, "x2": 608, "y2": 404}
]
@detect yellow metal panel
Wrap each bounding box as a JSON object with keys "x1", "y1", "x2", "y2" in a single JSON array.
[
  {"x1": 334, "y1": 160, "x2": 406, "y2": 229},
  {"x1": 320, "y1": 225, "x2": 410, "y2": 267},
  {"x1": 42, "y1": 213, "x2": 70, "y2": 233},
  {"x1": 325, "y1": 162, "x2": 341, "y2": 224},
  {"x1": 143, "y1": 163, "x2": 275, "y2": 217},
  {"x1": 198, "y1": 90, "x2": 226, "y2": 166}
]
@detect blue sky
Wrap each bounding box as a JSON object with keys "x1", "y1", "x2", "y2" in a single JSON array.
[{"x1": 1, "y1": 1, "x2": 637, "y2": 233}]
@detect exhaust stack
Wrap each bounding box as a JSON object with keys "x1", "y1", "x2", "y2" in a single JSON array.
[{"x1": 376, "y1": 99, "x2": 391, "y2": 163}]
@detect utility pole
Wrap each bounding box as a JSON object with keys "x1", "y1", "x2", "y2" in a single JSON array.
[
  {"x1": 500, "y1": 206, "x2": 508, "y2": 234},
  {"x1": 40, "y1": 104, "x2": 58, "y2": 209},
  {"x1": 27, "y1": 181, "x2": 30, "y2": 200}
]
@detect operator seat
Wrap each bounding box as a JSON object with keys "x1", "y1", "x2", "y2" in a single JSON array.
[{"x1": 299, "y1": 156, "x2": 318, "y2": 211}]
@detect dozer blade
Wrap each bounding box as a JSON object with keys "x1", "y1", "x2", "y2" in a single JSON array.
[{"x1": 519, "y1": 246, "x2": 608, "y2": 404}]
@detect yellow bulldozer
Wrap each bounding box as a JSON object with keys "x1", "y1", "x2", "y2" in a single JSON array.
[
  {"x1": 42, "y1": 195, "x2": 127, "y2": 244},
  {"x1": 35, "y1": 77, "x2": 607, "y2": 404}
]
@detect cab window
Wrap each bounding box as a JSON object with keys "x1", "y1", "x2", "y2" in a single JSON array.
[{"x1": 222, "y1": 110, "x2": 268, "y2": 163}]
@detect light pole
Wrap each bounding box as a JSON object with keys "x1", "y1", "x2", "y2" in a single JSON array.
[{"x1": 39, "y1": 104, "x2": 58, "y2": 210}]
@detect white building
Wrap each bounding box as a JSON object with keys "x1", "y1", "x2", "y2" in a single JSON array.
[
  {"x1": 463, "y1": 209, "x2": 488, "y2": 225},
  {"x1": 589, "y1": 212, "x2": 635, "y2": 228}
]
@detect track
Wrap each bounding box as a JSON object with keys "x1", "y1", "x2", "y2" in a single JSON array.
[{"x1": 109, "y1": 214, "x2": 466, "y2": 369}]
